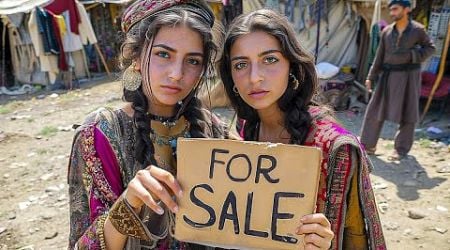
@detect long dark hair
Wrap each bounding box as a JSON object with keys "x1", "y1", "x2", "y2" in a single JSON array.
[
  {"x1": 120, "y1": 2, "x2": 223, "y2": 167},
  {"x1": 220, "y1": 9, "x2": 318, "y2": 144}
]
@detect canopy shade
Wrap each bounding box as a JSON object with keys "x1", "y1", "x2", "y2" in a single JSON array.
[{"x1": 0, "y1": 0, "x2": 53, "y2": 14}]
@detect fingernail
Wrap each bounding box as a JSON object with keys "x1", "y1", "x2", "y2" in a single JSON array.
[
  {"x1": 178, "y1": 190, "x2": 183, "y2": 198},
  {"x1": 156, "y1": 207, "x2": 164, "y2": 215},
  {"x1": 173, "y1": 206, "x2": 179, "y2": 213}
]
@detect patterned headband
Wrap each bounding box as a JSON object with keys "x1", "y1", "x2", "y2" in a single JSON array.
[{"x1": 121, "y1": 0, "x2": 215, "y2": 33}]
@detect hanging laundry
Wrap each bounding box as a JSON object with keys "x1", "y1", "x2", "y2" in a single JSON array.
[
  {"x1": 75, "y1": 1, "x2": 97, "y2": 45},
  {"x1": 47, "y1": 10, "x2": 68, "y2": 71},
  {"x1": 61, "y1": 11, "x2": 83, "y2": 52},
  {"x1": 36, "y1": 7, "x2": 59, "y2": 55},
  {"x1": 29, "y1": 9, "x2": 59, "y2": 83},
  {"x1": 53, "y1": 14, "x2": 67, "y2": 38},
  {"x1": 45, "y1": 0, "x2": 81, "y2": 34}
]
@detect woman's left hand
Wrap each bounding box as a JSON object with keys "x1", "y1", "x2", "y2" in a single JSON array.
[{"x1": 296, "y1": 213, "x2": 334, "y2": 250}]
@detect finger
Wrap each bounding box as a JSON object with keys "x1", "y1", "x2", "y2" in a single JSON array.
[
  {"x1": 304, "y1": 242, "x2": 320, "y2": 250},
  {"x1": 137, "y1": 169, "x2": 179, "y2": 214},
  {"x1": 131, "y1": 180, "x2": 164, "y2": 215},
  {"x1": 304, "y1": 233, "x2": 330, "y2": 250},
  {"x1": 296, "y1": 223, "x2": 334, "y2": 239},
  {"x1": 301, "y1": 213, "x2": 331, "y2": 228},
  {"x1": 149, "y1": 166, "x2": 183, "y2": 198}
]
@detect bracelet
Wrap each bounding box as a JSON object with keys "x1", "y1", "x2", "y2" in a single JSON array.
[
  {"x1": 96, "y1": 214, "x2": 108, "y2": 250},
  {"x1": 108, "y1": 195, "x2": 150, "y2": 241}
]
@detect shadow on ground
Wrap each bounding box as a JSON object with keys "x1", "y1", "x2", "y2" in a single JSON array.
[{"x1": 369, "y1": 155, "x2": 446, "y2": 201}]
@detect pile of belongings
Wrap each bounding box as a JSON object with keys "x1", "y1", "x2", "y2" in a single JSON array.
[{"x1": 314, "y1": 62, "x2": 354, "y2": 111}]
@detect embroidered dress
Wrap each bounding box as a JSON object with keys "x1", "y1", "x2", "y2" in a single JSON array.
[
  {"x1": 240, "y1": 107, "x2": 386, "y2": 250},
  {"x1": 304, "y1": 108, "x2": 385, "y2": 250},
  {"x1": 68, "y1": 107, "x2": 224, "y2": 249}
]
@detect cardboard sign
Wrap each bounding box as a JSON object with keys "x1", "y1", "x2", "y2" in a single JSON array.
[{"x1": 175, "y1": 139, "x2": 322, "y2": 250}]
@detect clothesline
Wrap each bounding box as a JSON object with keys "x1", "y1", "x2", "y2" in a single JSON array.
[{"x1": 0, "y1": 0, "x2": 112, "y2": 88}]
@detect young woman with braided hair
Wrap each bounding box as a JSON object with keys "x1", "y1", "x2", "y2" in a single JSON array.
[
  {"x1": 67, "y1": 1, "x2": 226, "y2": 249},
  {"x1": 220, "y1": 9, "x2": 386, "y2": 250},
  {"x1": 69, "y1": 1, "x2": 335, "y2": 249}
]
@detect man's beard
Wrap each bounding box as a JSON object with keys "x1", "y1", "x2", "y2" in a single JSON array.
[{"x1": 392, "y1": 13, "x2": 404, "y2": 22}]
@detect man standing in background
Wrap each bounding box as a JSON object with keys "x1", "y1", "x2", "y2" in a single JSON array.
[{"x1": 361, "y1": 0, "x2": 435, "y2": 160}]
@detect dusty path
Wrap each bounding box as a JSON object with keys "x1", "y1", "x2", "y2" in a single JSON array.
[{"x1": 0, "y1": 80, "x2": 449, "y2": 249}]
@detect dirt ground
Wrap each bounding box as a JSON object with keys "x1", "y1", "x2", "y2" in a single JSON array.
[{"x1": 0, "y1": 79, "x2": 449, "y2": 249}]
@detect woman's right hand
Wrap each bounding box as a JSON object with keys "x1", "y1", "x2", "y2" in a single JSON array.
[{"x1": 125, "y1": 165, "x2": 183, "y2": 215}]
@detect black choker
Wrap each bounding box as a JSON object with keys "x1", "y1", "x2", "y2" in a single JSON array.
[{"x1": 147, "y1": 113, "x2": 177, "y2": 128}]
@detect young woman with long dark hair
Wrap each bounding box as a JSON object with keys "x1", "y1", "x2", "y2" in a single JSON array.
[{"x1": 220, "y1": 9, "x2": 386, "y2": 250}]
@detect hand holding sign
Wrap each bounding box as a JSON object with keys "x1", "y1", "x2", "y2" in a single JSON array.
[
  {"x1": 125, "y1": 165, "x2": 183, "y2": 215},
  {"x1": 175, "y1": 139, "x2": 327, "y2": 250},
  {"x1": 296, "y1": 214, "x2": 334, "y2": 249}
]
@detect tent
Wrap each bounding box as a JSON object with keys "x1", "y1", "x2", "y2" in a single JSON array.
[
  {"x1": 239, "y1": 0, "x2": 385, "y2": 83},
  {"x1": 78, "y1": 0, "x2": 131, "y2": 73},
  {"x1": 78, "y1": 0, "x2": 223, "y2": 73},
  {"x1": 0, "y1": 0, "x2": 51, "y2": 15},
  {"x1": 0, "y1": 0, "x2": 102, "y2": 88}
]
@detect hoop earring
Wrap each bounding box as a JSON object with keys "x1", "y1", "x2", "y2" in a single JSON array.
[
  {"x1": 233, "y1": 86, "x2": 239, "y2": 95},
  {"x1": 122, "y1": 62, "x2": 142, "y2": 91},
  {"x1": 289, "y1": 73, "x2": 300, "y2": 90}
]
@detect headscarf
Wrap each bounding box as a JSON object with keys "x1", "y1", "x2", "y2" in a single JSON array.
[{"x1": 121, "y1": 0, "x2": 214, "y2": 33}]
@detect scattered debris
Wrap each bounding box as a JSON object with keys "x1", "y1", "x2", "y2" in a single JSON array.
[
  {"x1": 408, "y1": 209, "x2": 426, "y2": 219},
  {"x1": 18, "y1": 201, "x2": 31, "y2": 210},
  {"x1": 45, "y1": 186, "x2": 60, "y2": 193},
  {"x1": 373, "y1": 182, "x2": 388, "y2": 190},
  {"x1": 44, "y1": 232, "x2": 58, "y2": 240},
  {"x1": 434, "y1": 227, "x2": 448, "y2": 234},
  {"x1": 40, "y1": 173, "x2": 54, "y2": 181},
  {"x1": 436, "y1": 205, "x2": 448, "y2": 212}
]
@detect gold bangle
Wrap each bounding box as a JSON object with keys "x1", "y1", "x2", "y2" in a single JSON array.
[
  {"x1": 96, "y1": 214, "x2": 108, "y2": 250},
  {"x1": 108, "y1": 195, "x2": 150, "y2": 241}
]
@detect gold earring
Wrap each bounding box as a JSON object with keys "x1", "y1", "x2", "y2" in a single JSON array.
[
  {"x1": 289, "y1": 73, "x2": 300, "y2": 90},
  {"x1": 233, "y1": 86, "x2": 239, "y2": 95},
  {"x1": 122, "y1": 62, "x2": 142, "y2": 91}
]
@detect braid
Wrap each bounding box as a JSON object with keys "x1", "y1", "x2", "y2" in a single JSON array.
[
  {"x1": 279, "y1": 64, "x2": 315, "y2": 145},
  {"x1": 130, "y1": 88, "x2": 157, "y2": 167},
  {"x1": 243, "y1": 117, "x2": 259, "y2": 141},
  {"x1": 284, "y1": 95, "x2": 312, "y2": 145},
  {"x1": 183, "y1": 96, "x2": 211, "y2": 138}
]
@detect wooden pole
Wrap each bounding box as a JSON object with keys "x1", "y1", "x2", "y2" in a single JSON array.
[
  {"x1": 94, "y1": 43, "x2": 111, "y2": 76},
  {"x1": 1, "y1": 22, "x2": 6, "y2": 87},
  {"x1": 420, "y1": 20, "x2": 450, "y2": 122},
  {"x1": 314, "y1": 0, "x2": 321, "y2": 64},
  {"x1": 81, "y1": 48, "x2": 91, "y2": 79}
]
